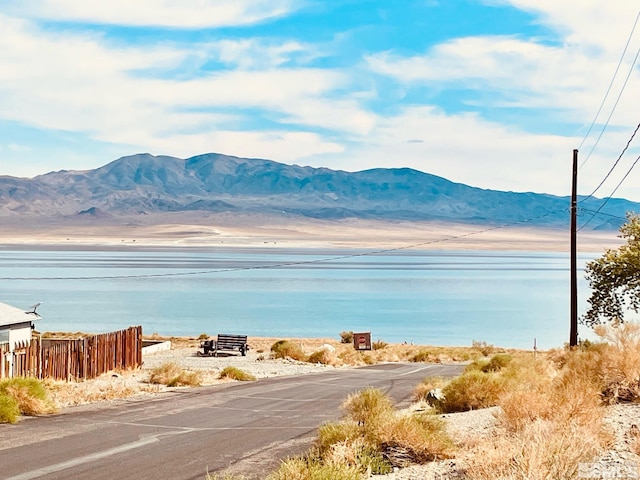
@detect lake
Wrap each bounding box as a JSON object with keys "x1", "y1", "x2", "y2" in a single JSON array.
[{"x1": 0, "y1": 247, "x2": 597, "y2": 349}]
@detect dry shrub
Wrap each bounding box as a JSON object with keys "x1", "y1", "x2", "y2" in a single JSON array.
[
  {"x1": 472, "y1": 340, "x2": 495, "y2": 357},
  {"x1": 310, "y1": 388, "x2": 454, "y2": 476},
  {"x1": 409, "y1": 350, "x2": 440, "y2": 363},
  {"x1": 340, "y1": 331, "x2": 354, "y2": 344},
  {"x1": 267, "y1": 455, "x2": 364, "y2": 480},
  {"x1": 0, "y1": 377, "x2": 57, "y2": 418},
  {"x1": 218, "y1": 366, "x2": 256, "y2": 382},
  {"x1": 270, "y1": 340, "x2": 306, "y2": 361},
  {"x1": 149, "y1": 362, "x2": 202, "y2": 387},
  {"x1": 307, "y1": 348, "x2": 336, "y2": 365},
  {"x1": 413, "y1": 376, "x2": 448, "y2": 402},
  {"x1": 469, "y1": 345, "x2": 610, "y2": 479},
  {"x1": 440, "y1": 370, "x2": 505, "y2": 413},
  {"x1": 372, "y1": 340, "x2": 388, "y2": 350},
  {"x1": 342, "y1": 387, "x2": 394, "y2": 426},
  {"x1": 467, "y1": 419, "x2": 608, "y2": 480},
  {"x1": 378, "y1": 412, "x2": 454, "y2": 465}
]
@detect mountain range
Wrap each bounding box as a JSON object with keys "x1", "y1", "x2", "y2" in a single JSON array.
[{"x1": 0, "y1": 152, "x2": 636, "y2": 230}]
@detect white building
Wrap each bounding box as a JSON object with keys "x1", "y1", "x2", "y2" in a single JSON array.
[{"x1": 0, "y1": 301, "x2": 40, "y2": 353}]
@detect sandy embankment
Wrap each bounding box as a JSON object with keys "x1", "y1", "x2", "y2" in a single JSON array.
[{"x1": 0, "y1": 215, "x2": 621, "y2": 252}]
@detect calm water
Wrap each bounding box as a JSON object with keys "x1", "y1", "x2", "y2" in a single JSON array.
[{"x1": 0, "y1": 247, "x2": 597, "y2": 349}]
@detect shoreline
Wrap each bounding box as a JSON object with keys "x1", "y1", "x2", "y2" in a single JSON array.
[{"x1": 0, "y1": 219, "x2": 622, "y2": 253}]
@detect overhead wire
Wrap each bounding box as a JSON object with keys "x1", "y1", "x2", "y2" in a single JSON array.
[
  {"x1": 578, "y1": 8, "x2": 640, "y2": 153},
  {"x1": 578, "y1": 152, "x2": 640, "y2": 231},
  {"x1": 579, "y1": 121, "x2": 640, "y2": 203},
  {"x1": 0, "y1": 210, "x2": 563, "y2": 281},
  {"x1": 579, "y1": 9, "x2": 640, "y2": 168}
]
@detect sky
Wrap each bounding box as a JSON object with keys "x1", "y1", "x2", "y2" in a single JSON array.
[{"x1": 1, "y1": 1, "x2": 640, "y2": 201}]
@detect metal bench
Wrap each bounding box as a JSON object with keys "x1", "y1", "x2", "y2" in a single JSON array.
[{"x1": 199, "y1": 334, "x2": 249, "y2": 357}]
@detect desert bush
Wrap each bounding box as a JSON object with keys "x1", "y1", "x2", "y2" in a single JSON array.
[
  {"x1": 0, "y1": 377, "x2": 57, "y2": 419},
  {"x1": 409, "y1": 350, "x2": 439, "y2": 363},
  {"x1": 439, "y1": 370, "x2": 504, "y2": 413},
  {"x1": 372, "y1": 340, "x2": 387, "y2": 350},
  {"x1": 471, "y1": 340, "x2": 495, "y2": 357},
  {"x1": 270, "y1": 388, "x2": 453, "y2": 478},
  {"x1": 218, "y1": 366, "x2": 256, "y2": 382},
  {"x1": 198, "y1": 333, "x2": 209, "y2": 340},
  {"x1": 206, "y1": 473, "x2": 247, "y2": 480},
  {"x1": 340, "y1": 331, "x2": 354, "y2": 344},
  {"x1": 0, "y1": 393, "x2": 20, "y2": 424},
  {"x1": 482, "y1": 353, "x2": 512, "y2": 372},
  {"x1": 413, "y1": 377, "x2": 448, "y2": 405},
  {"x1": 342, "y1": 387, "x2": 393, "y2": 427},
  {"x1": 267, "y1": 455, "x2": 364, "y2": 480},
  {"x1": 270, "y1": 340, "x2": 306, "y2": 361},
  {"x1": 379, "y1": 412, "x2": 454, "y2": 465},
  {"x1": 307, "y1": 349, "x2": 334, "y2": 365},
  {"x1": 149, "y1": 362, "x2": 202, "y2": 387},
  {"x1": 467, "y1": 418, "x2": 608, "y2": 480}
]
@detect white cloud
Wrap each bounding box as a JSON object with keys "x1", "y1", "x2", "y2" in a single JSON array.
[{"x1": 5, "y1": 0, "x2": 300, "y2": 28}]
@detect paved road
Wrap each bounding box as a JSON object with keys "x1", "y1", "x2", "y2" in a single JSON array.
[{"x1": 0, "y1": 363, "x2": 463, "y2": 480}]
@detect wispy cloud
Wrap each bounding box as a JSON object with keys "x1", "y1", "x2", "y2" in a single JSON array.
[
  {"x1": 1, "y1": 2, "x2": 640, "y2": 201},
  {"x1": 5, "y1": 0, "x2": 300, "y2": 28}
]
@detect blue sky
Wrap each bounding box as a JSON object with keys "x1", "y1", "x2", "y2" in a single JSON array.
[{"x1": 1, "y1": 1, "x2": 640, "y2": 200}]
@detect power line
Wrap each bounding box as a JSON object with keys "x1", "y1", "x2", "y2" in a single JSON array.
[
  {"x1": 578, "y1": 8, "x2": 640, "y2": 152},
  {"x1": 579, "y1": 121, "x2": 640, "y2": 202},
  {"x1": 0, "y1": 210, "x2": 562, "y2": 281},
  {"x1": 578, "y1": 207, "x2": 627, "y2": 222},
  {"x1": 578, "y1": 152, "x2": 640, "y2": 231},
  {"x1": 580, "y1": 31, "x2": 640, "y2": 169}
]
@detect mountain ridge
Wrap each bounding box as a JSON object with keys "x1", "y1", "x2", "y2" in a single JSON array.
[{"x1": 0, "y1": 152, "x2": 636, "y2": 230}]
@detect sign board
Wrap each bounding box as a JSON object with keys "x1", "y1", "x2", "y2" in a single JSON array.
[{"x1": 353, "y1": 332, "x2": 371, "y2": 351}]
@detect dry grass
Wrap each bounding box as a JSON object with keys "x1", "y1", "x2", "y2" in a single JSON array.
[
  {"x1": 149, "y1": 362, "x2": 202, "y2": 387},
  {"x1": 270, "y1": 340, "x2": 306, "y2": 361},
  {"x1": 315, "y1": 388, "x2": 453, "y2": 472},
  {"x1": 218, "y1": 366, "x2": 256, "y2": 382}
]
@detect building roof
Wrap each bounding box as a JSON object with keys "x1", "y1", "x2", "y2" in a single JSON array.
[{"x1": 0, "y1": 302, "x2": 40, "y2": 328}]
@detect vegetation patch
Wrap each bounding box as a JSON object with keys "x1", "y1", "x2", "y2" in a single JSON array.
[
  {"x1": 148, "y1": 362, "x2": 202, "y2": 387},
  {"x1": 270, "y1": 340, "x2": 306, "y2": 361},
  {"x1": 0, "y1": 377, "x2": 58, "y2": 423},
  {"x1": 339, "y1": 331, "x2": 354, "y2": 344},
  {"x1": 218, "y1": 366, "x2": 256, "y2": 382},
  {"x1": 269, "y1": 387, "x2": 453, "y2": 478}
]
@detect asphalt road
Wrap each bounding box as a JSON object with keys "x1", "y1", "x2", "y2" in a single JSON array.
[{"x1": 0, "y1": 363, "x2": 463, "y2": 480}]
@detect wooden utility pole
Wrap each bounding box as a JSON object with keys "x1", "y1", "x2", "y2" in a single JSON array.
[{"x1": 570, "y1": 149, "x2": 578, "y2": 347}]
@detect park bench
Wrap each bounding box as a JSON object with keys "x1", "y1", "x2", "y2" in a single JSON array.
[{"x1": 199, "y1": 334, "x2": 249, "y2": 357}]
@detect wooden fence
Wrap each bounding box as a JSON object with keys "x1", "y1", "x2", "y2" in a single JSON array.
[{"x1": 1, "y1": 326, "x2": 142, "y2": 381}]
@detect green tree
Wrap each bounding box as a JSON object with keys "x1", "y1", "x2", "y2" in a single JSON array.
[{"x1": 583, "y1": 213, "x2": 640, "y2": 326}]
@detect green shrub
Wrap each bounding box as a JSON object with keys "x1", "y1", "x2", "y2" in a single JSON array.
[
  {"x1": 340, "y1": 331, "x2": 354, "y2": 344},
  {"x1": 0, "y1": 377, "x2": 57, "y2": 418},
  {"x1": 218, "y1": 366, "x2": 256, "y2": 382},
  {"x1": 270, "y1": 340, "x2": 306, "y2": 361},
  {"x1": 0, "y1": 393, "x2": 20, "y2": 424}
]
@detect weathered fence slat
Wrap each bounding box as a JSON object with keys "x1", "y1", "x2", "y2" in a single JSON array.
[{"x1": 6, "y1": 326, "x2": 142, "y2": 381}]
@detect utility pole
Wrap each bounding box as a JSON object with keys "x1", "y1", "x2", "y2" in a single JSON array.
[{"x1": 570, "y1": 149, "x2": 578, "y2": 347}]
